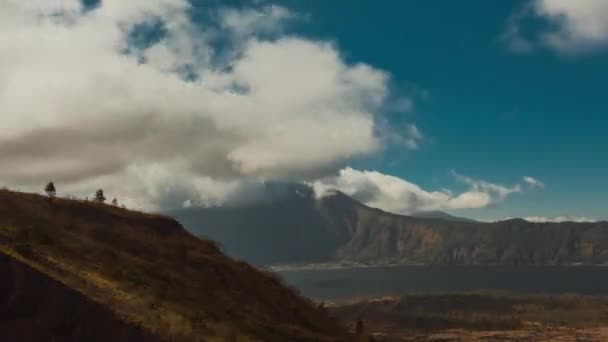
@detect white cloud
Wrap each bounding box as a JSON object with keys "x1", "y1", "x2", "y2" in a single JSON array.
[
  {"x1": 452, "y1": 171, "x2": 522, "y2": 200},
  {"x1": 0, "y1": 1, "x2": 405, "y2": 209},
  {"x1": 311, "y1": 167, "x2": 527, "y2": 215},
  {"x1": 219, "y1": 5, "x2": 295, "y2": 37},
  {"x1": 377, "y1": 122, "x2": 423, "y2": 151},
  {"x1": 503, "y1": 0, "x2": 608, "y2": 54},
  {"x1": 403, "y1": 124, "x2": 423, "y2": 150},
  {"x1": 524, "y1": 216, "x2": 596, "y2": 223},
  {"x1": 522, "y1": 176, "x2": 544, "y2": 188}
]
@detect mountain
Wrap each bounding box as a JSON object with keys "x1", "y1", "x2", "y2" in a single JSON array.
[
  {"x1": 172, "y1": 183, "x2": 608, "y2": 266},
  {"x1": 171, "y1": 184, "x2": 366, "y2": 265},
  {"x1": 411, "y1": 210, "x2": 478, "y2": 223},
  {"x1": 0, "y1": 189, "x2": 349, "y2": 342}
]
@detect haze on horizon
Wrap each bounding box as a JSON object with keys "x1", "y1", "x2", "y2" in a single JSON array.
[{"x1": 1, "y1": 0, "x2": 606, "y2": 222}]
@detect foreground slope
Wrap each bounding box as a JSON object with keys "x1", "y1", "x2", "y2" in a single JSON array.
[
  {"x1": 0, "y1": 252, "x2": 160, "y2": 342},
  {"x1": 173, "y1": 183, "x2": 608, "y2": 266},
  {"x1": 0, "y1": 189, "x2": 349, "y2": 341}
]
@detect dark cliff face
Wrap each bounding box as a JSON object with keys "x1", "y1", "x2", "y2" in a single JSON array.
[
  {"x1": 0, "y1": 253, "x2": 159, "y2": 342},
  {"x1": 172, "y1": 184, "x2": 608, "y2": 266}
]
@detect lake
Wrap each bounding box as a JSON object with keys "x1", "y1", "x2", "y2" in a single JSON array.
[{"x1": 276, "y1": 265, "x2": 608, "y2": 301}]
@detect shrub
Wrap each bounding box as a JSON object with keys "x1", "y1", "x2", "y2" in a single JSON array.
[
  {"x1": 94, "y1": 189, "x2": 106, "y2": 203},
  {"x1": 45, "y1": 181, "x2": 57, "y2": 198}
]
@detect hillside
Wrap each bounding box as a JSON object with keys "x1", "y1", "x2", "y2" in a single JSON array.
[
  {"x1": 172, "y1": 184, "x2": 608, "y2": 266},
  {"x1": 0, "y1": 189, "x2": 350, "y2": 341}
]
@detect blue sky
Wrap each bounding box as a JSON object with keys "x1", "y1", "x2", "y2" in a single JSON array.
[
  {"x1": 258, "y1": 0, "x2": 608, "y2": 220},
  {"x1": 2, "y1": 0, "x2": 607, "y2": 221}
]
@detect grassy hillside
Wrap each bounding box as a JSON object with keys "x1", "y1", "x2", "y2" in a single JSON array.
[{"x1": 0, "y1": 189, "x2": 350, "y2": 341}]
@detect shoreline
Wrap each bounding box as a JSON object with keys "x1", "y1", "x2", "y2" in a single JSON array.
[{"x1": 269, "y1": 261, "x2": 608, "y2": 272}]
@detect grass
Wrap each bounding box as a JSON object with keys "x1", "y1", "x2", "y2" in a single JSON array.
[
  {"x1": 0, "y1": 189, "x2": 348, "y2": 342},
  {"x1": 331, "y1": 291, "x2": 608, "y2": 333}
]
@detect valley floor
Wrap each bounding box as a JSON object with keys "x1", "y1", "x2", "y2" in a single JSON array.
[
  {"x1": 330, "y1": 292, "x2": 608, "y2": 342},
  {"x1": 374, "y1": 326, "x2": 608, "y2": 341}
]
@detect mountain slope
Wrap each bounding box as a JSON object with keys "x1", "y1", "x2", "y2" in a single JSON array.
[
  {"x1": 411, "y1": 210, "x2": 478, "y2": 223},
  {"x1": 172, "y1": 184, "x2": 349, "y2": 265},
  {"x1": 172, "y1": 184, "x2": 608, "y2": 266},
  {"x1": 0, "y1": 189, "x2": 349, "y2": 341},
  {"x1": 0, "y1": 252, "x2": 160, "y2": 342}
]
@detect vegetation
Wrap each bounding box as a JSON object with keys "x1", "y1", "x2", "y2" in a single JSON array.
[
  {"x1": 44, "y1": 181, "x2": 56, "y2": 198},
  {"x1": 94, "y1": 189, "x2": 106, "y2": 203},
  {"x1": 0, "y1": 189, "x2": 349, "y2": 342},
  {"x1": 332, "y1": 291, "x2": 608, "y2": 334}
]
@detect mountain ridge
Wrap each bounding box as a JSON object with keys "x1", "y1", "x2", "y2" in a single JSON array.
[{"x1": 171, "y1": 183, "x2": 608, "y2": 266}]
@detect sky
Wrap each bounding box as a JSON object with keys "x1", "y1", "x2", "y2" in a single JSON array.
[{"x1": 0, "y1": 0, "x2": 607, "y2": 222}]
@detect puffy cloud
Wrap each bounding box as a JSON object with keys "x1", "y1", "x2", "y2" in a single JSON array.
[
  {"x1": 503, "y1": 0, "x2": 608, "y2": 54},
  {"x1": 0, "y1": 1, "x2": 400, "y2": 209},
  {"x1": 524, "y1": 216, "x2": 596, "y2": 223},
  {"x1": 311, "y1": 167, "x2": 527, "y2": 215}
]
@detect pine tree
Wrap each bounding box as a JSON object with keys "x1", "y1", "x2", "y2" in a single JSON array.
[
  {"x1": 94, "y1": 189, "x2": 106, "y2": 203},
  {"x1": 44, "y1": 182, "x2": 56, "y2": 198}
]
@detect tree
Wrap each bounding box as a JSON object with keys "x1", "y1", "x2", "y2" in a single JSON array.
[
  {"x1": 111, "y1": 198, "x2": 118, "y2": 206},
  {"x1": 45, "y1": 182, "x2": 56, "y2": 198},
  {"x1": 94, "y1": 189, "x2": 106, "y2": 203}
]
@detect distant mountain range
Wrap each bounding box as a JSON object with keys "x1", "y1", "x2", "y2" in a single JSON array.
[{"x1": 171, "y1": 183, "x2": 608, "y2": 266}]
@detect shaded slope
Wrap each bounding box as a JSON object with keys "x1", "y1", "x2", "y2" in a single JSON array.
[
  {"x1": 172, "y1": 184, "x2": 347, "y2": 265},
  {"x1": 172, "y1": 184, "x2": 608, "y2": 266},
  {"x1": 0, "y1": 189, "x2": 349, "y2": 341},
  {"x1": 0, "y1": 252, "x2": 159, "y2": 342}
]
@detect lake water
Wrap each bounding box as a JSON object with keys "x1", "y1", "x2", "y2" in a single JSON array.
[{"x1": 276, "y1": 265, "x2": 608, "y2": 301}]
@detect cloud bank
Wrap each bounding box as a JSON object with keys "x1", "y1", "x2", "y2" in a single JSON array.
[
  {"x1": 0, "y1": 1, "x2": 545, "y2": 215},
  {"x1": 0, "y1": 0, "x2": 402, "y2": 209},
  {"x1": 503, "y1": 0, "x2": 608, "y2": 54},
  {"x1": 312, "y1": 168, "x2": 540, "y2": 215},
  {"x1": 523, "y1": 216, "x2": 596, "y2": 223}
]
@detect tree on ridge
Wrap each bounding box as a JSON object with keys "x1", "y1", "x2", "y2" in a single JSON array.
[
  {"x1": 45, "y1": 182, "x2": 56, "y2": 198},
  {"x1": 94, "y1": 189, "x2": 106, "y2": 203}
]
